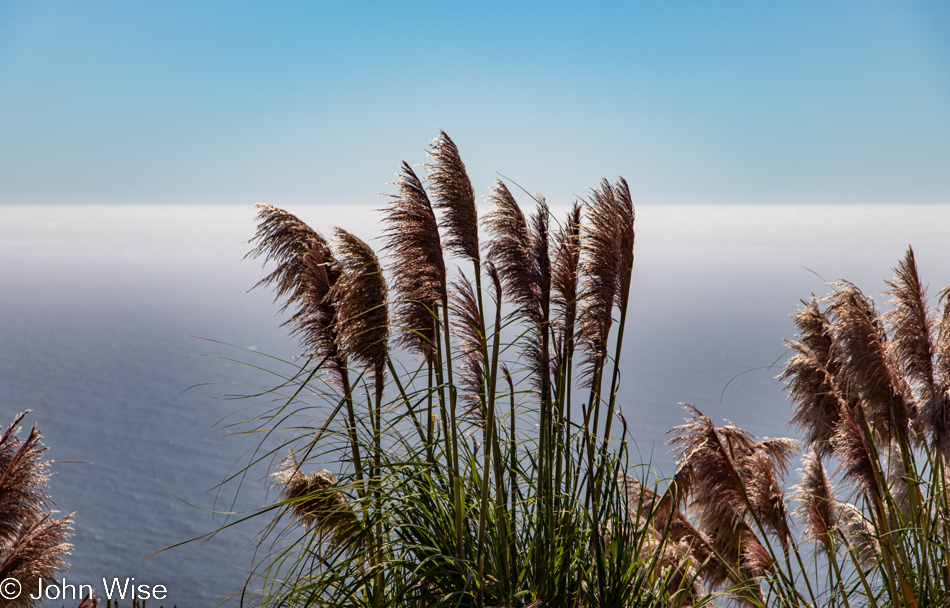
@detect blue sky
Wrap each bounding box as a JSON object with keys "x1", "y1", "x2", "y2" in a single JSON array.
[{"x1": 1, "y1": 1, "x2": 948, "y2": 206}]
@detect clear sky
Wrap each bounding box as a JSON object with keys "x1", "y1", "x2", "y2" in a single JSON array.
[{"x1": 1, "y1": 1, "x2": 949, "y2": 206}]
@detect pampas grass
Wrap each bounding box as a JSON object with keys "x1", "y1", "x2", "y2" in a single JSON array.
[
  {"x1": 0, "y1": 412, "x2": 73, "y2": 608},
  {"x1": 227, "y1": 132, "x2": 660, "y2": 608},
  {"x1": 382, "y1": 162, "x2": 447, "y2": 363},
  {"x1": 221, "y1": 130, "x2": 950, "y2": 608},
  {"x1": 590, "y1": 244, "x2": 950, "y2": 608}
]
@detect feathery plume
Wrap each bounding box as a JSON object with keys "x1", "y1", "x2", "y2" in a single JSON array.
[
  {"x1": 485, "y1": 181, "x2": 543, "y2": 321},
  {"x1": 612, "y1": 177, "x2": 635, "y2": 307},
  {"x1": 927, "y1": 285, "x2": 950, "y2": 457},
  {"x1": 792, "y1": 453, "x2": 883, "y2": 580},
  {"x1": 937, "y1": 285, "x2": 950, "y2": 388},
  {"x1": 746, "y1": 439, "x2": 797, "y2": 548},
  {"x1": 0, "y1": 514, "x2": 73, "y2": 608},
  {"x1": 381, "y1": 162, "x2": 447, "y2": 361},
  {"x1": 831, "y1": 402, "x2": 881, "y2": 503},
  {"x1": 885, "y1": 246, "x2": 950, "y2": 459},
  {"x1": 756, "y1": 437, "x2": 799, "y2": 474},
  {"x1": 485, "y1": 182, "x2": 552, "y2": 385},
  {"x1": 330, "y1": 229, "x2": 390, "y2": 383},
  {"x1": 885, "y1": 247, "x2": 936, "y2": 393},
  {"x1": 668, "y1": 406, "x2": 795, "y2": 594},
  {"x1": 577, "y1": 179, "x2": 628, "y2": 380},
  {"x1": 668, "y1": 407, "x2": 748, "y2": 535},
  {"x1": 0, "y1": 414, "x2": 51, "y2": 539},
  {"x1": 884, "y1": 441, "x2": 911, "y2": 516},
  {"x1": 792, "y1": 450, "x2": 837, "y2": 541},
  {"x1": 827, "y1": 283, "x2": 915, "y2": 445},
  {"x1": 528, "y1": 201, "x2": 552, "y2": 381},
  {"x1": 836, "y1": 502, "x2": 881, "y2": 566},
  {"x1": 426, "y1": 130, "x2": 479, "y2": 261},
  {"x1": 667, "y1": 407, "x2": 758, "y2": 590},
  {"x1": 450, "y1": 274, "x2": 486, "y2": 423},
  {"x1": 273, "y1": 457, "x2": 361, "y2": 547},
  {"x1": 618, "y1": 473, "x2": 712, "y2": 606},
  {"x1": 246, "y1": 204, "x2": 345, "y2": 381},
  {"x1": 550, "y1": 204, "x2": 583, "y2": 383},
  {"x1": 551, "y1": 203, "x2": 582, "y2": 333},
  {"x1": 885, "y1": 247, "x2": 950, "y2": 458},
  {"x1": 0, "y1": 413, "x2": 73, "y2": 608},
  {"x1": 783, "y1": 297, "x2": 844, "y2": 456},
  {"x1": 529, "y1": 199, "x2": 551, "y2": 312},
  {"x1": 741, "y1": 536, "x2": 774, "y2": 577}
]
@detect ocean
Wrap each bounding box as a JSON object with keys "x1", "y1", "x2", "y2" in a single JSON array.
[{"x1": 2, "y1": 203, "x2": 948, "y2": 606}]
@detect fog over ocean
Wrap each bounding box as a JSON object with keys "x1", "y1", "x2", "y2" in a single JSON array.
[{"x1": 2, "y1": 203, "x2": 948, "y2": 606}]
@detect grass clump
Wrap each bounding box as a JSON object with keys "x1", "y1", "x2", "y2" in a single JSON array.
[
  {"x1": 228, "y1": 131, "x2": 690, "y2": 608},
  {"x1": 220, "y1": 131, "x2": 950, "y2": 607},
  {"x1": 627, "y1": 247, "x2": 950, "y2": 607}
]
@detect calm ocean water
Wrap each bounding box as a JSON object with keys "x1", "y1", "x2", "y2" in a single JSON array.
[{"x1": 1, "y1": 203, "x2": 948, "y2": 606}]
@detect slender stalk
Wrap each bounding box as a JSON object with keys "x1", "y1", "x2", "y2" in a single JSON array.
[
  {"x1": 504, "y1": 368, "x2": 519, "y2": 575},
  {"x1": 598, "y1": 264, "x2": 631, "y2": 463},
  {"x1": 475, "y1": 385, "x2": 494, "y2": 607},
  {"x1": 340, "y1": 369, "x2": 366, "y2": 492},
  {"x1": 387, "y1": 358, "x2": 428, "y2": 454},
  {"x1": 373, "y1": 368, "x2": 385, "y2": 606},
  {"x1": 426, "y1": 359, "x2": 435, "y2": 460},
  {"x1": 440, "y1": 296, "x2": 465, "y2": 561}
]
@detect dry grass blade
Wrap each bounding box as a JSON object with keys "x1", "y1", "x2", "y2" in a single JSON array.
[
  {"x1": 381, "y1": 161, "x2": 447, "y2": 362},
  {"x1": 426, "y1": 130, "x2": 479, "y2": 261},
  {"x1": 331, "y1": 229, "x2": 390, "y2": 380}
]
